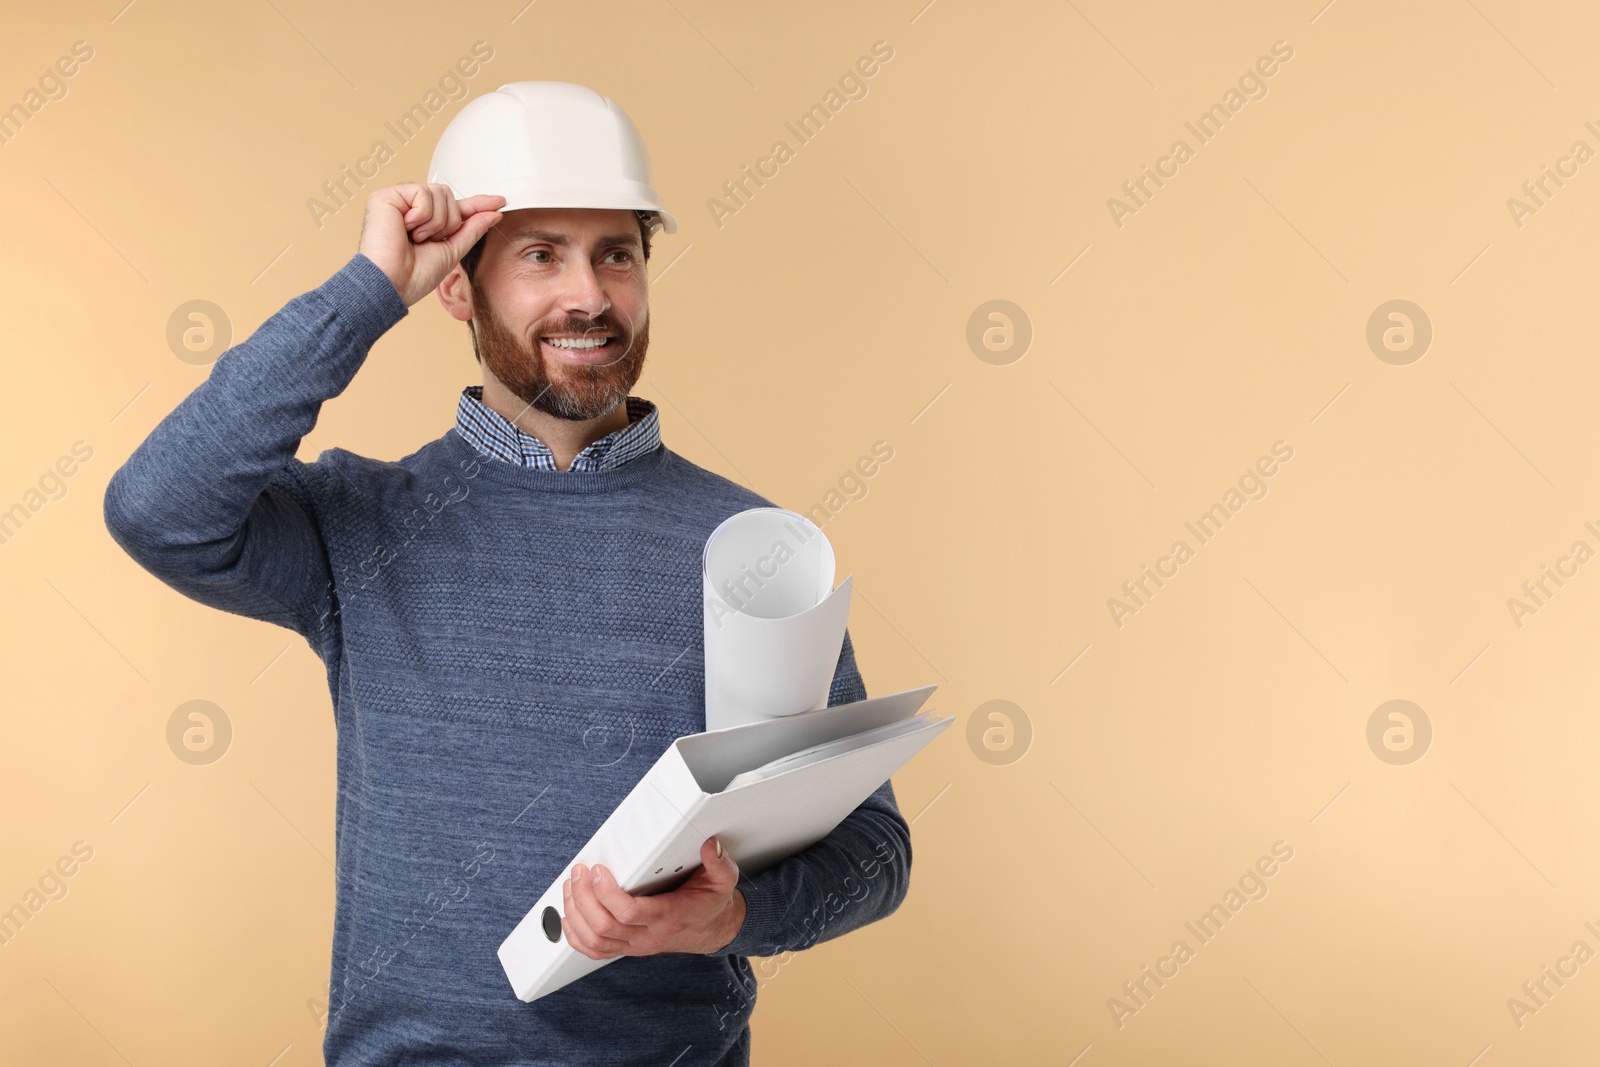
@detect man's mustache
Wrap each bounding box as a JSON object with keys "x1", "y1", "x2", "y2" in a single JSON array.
[{"x1": 535, "y1": 317, "x2": 628, "y2": 340}]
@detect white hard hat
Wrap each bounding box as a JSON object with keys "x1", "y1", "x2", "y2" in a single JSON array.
[{"x1": 427, "y1": 80, "x2": 677, "y2": 235}]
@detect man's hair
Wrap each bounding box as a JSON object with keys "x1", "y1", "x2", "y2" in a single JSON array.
[
  {"x1": 460, "y1": 211, "x2": 656, "y2": 364},
  {"x1": 459, "y1": 210, "x2": 656, "y2": 285}
]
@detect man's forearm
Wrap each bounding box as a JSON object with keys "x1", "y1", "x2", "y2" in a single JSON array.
[
  {"x1": 103, "y1": 254, "x2": 406, "y2": 640},
  {"x1": 714, "y1": 779, "x2": 912, "y2": 958}
]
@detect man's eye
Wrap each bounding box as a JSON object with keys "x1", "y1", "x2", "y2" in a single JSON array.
[
  {"x1": 525, "y1": 249, "x2": 552, "y2": 263},
  {"x1": 606, "y1": 250, "x2": 633, "y2": 264}
]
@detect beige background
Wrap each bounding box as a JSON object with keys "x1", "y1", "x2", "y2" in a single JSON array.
[{"x1": 3, "y1": 0, "x2": 1599, "y2": 1063}]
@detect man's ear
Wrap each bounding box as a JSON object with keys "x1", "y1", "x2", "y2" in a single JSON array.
[{"x1": 436, "y1": 265, "x2": 475, "y2": 323}]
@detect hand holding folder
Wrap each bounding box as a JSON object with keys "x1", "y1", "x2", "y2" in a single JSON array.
[{"x1": 497, "y1": 684, "x2": 952, "y2": 1002}]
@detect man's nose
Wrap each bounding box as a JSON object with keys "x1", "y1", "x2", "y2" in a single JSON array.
[{"x1": 559, "y1": 257, "x2": 609, "y2": 317}]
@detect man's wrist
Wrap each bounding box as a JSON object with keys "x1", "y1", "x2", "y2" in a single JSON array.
[
  {"x1": 324, "y1": 254, "x2": 410, "y2": 343},
  {"x1": 704, "y1": 889, "x2": 746, "y2": 955},
  {"x1": 720, "y1": 889, "x2": 747, "y2": 951}
]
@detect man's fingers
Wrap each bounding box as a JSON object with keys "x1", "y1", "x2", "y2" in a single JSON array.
[
  {"x1": 410, "y1": 184, "x2": 494, "y2": 251},
  {"x1": 357, "y1": 183, "x2": 499, "y2": 307},
  {"x1": 590, "y1": 865, "x2": 656, "y2": 928},
  {"x1": 413, "y1": 184, "x2": 449, "y2": 243},
  {"x1": 561, "y1": 887, "x2": 629, "y2": 959},
  {"x1": 459, "y1": 193, "x2": 507, "y2": 216},
  {"x1": 563, "y1": 873, "x2": 630, "y2": 958},
  {"x1": 427, "y1": 184, "x2": 452, "y2": 241},
  {"x1": 402, "y1": 186, "x2": 503, "y2": 247},
  {"x1": 565, "y1": 868, "x2": 610, "y2": 933},
  {"x1": 400, "y1": 183, "x2": 431, "y2": 223},
  {"x1": 568, "y1": 865, "x2": 648, "y2": 947}
]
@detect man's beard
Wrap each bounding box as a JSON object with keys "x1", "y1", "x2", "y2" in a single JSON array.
[{"x1": 470, "y1": 285, "x2": 649, "y2": 422}]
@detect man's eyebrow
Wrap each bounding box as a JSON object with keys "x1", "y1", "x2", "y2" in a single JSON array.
[{"x1": 507, "y1": 229, "x2": 642, "y2": 249}]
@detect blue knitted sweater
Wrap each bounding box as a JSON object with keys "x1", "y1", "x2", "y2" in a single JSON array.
[{"x1": 102, "y1": 254, "x2": 912, "y2": 1066}]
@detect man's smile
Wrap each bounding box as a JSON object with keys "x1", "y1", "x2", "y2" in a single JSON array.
[{"x1": 541, "y1": 334, "x2": 617, "y2": 365}]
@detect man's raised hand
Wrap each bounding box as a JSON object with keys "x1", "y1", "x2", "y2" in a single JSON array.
[{"x1": 358, "y1": 183, "x2": 505, "y2": 307}]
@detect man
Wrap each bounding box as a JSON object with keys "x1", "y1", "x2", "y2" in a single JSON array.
[{"x1": 103, "y1": 82, "x2": 911, "y2": 1065}]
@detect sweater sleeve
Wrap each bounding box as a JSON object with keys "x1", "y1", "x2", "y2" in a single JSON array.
[
  {"x1": 711, "y1": 628, "x2": 914, "y2": 958},
  {"x1": 102, "y1": 253, "x2": 408, "y2": 657}
]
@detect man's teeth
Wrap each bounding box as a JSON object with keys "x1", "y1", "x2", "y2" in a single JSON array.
[{"x1": 544, "y1": 337, "x2": 610, "y2": 350}]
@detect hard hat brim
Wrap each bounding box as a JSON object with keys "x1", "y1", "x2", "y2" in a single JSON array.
[{"x1": 434, "y1": 178, "x2": 678, "y2": 235}]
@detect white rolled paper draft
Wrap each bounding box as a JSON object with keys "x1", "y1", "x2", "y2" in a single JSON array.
[{"x1": 702, "y1": 507, "x2": 854, "y2": 732}]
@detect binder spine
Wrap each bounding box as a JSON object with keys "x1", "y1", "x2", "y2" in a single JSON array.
[{"x1": 496, "y1": 744, "x2": 709, "y2": 1001}]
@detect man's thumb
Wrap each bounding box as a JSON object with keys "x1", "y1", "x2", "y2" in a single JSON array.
[
  {"x1": 447, "y1": 210, "x2": 501, "y2": 261},
  {"x1": 705, "y1": 836, "x2": 740, "y2": 885}
]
